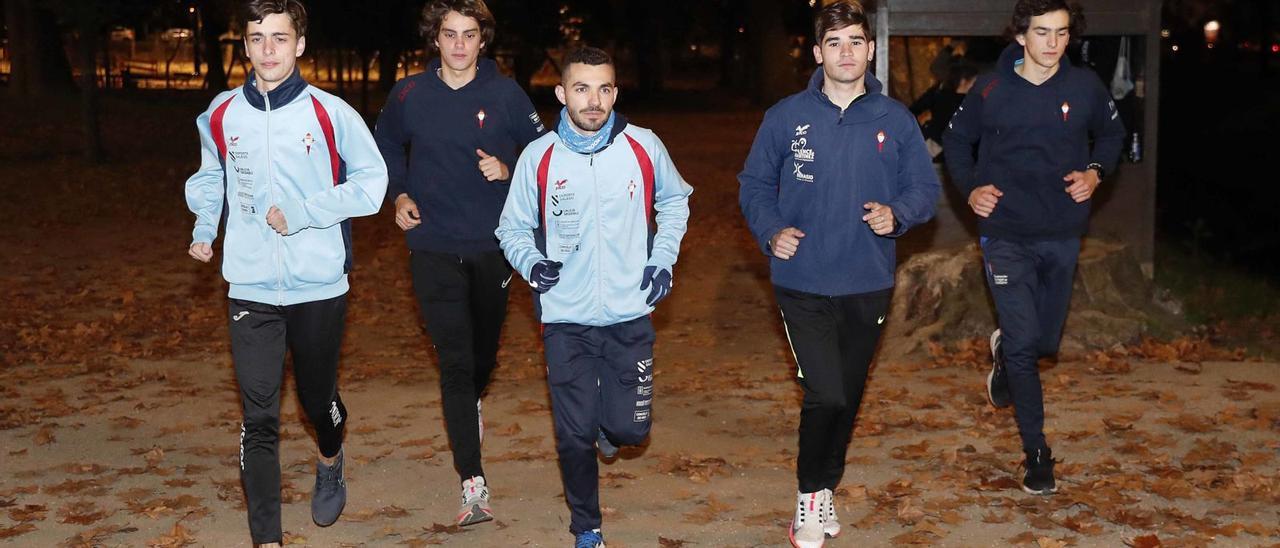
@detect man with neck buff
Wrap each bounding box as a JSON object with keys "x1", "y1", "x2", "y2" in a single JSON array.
[
  {"x1": 738, "y1": 2, "x2": 939, "y2": 546},
  {"x1": 496, "y1": 46, "x2": 693, "y2": 548},
  {"x1": 184, "y1": 1, "x2": 388, "y2": 545},
  {"x1": 375, "y1": 0, "x2": 545, "y2": 527}
]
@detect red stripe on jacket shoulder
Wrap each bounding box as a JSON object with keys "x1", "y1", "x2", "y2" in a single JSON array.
[
  {"x1": 623, "y1": 134, "x2": 655, "y2": 225},
  {"x1": 535, "y1": 143, "x2": 556, "y2": 233},
  {"x1": 209, "y1": 95, "x2": 236, "y2": 165},
  {"x1": 310, "y1": 95, "x2": 341, "y2": 186}
]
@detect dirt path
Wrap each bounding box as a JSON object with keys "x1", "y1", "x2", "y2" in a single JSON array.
[{"x1": 2, "y1": 111, "x2": 1277, "y2": 547}]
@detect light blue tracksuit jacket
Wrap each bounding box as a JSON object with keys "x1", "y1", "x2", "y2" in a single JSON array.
[
  {"x1": 185, "y1": 70, "x2": 388, "y2": 306},
  {"x1": 496, "y1": 113, "x2": 693, "y2": 326}
]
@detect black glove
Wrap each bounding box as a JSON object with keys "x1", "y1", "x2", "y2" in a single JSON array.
[
  {"x1": 529, "y1": 259, "x2": 563, "y2": 294},
  {"x1": 639, "y1": 265, "x2": 672, "y2": 307}
]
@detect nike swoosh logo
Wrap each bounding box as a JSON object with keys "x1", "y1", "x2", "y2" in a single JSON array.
[
  {"x1": 877, "y1": 315, "x2": 885, "y2": 325},
  {"x1": 501, "y1": 273, "x2": 514, "y2": 289},
  {"x1": 233, "y1": 311, "x2": 249, "y2": 321}
]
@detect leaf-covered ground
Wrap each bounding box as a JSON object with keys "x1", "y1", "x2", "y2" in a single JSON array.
[{"x1": 0, "y1": 96, "x2": 1276, "y2": 547}]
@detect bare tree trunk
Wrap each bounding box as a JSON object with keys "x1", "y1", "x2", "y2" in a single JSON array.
[
  {"x1": 360, "y1": 52, "x2": 371, "y2": 115},
  {"x1": 76, "y1": 16, "x2": 104, "y2": 163},
  {"x1": 6, "y1": 0, "x2": 75, "y2": 96},
  {"x1": 199, "y1": 0, "x2": 230, "y2": 90}
]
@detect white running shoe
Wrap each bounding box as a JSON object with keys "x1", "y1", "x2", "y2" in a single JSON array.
[
  {"x1": 456, "y1": 476, "x2": 494, "y2": 526},
  {"x1": 821, "y1": 488, "x2": 840, "y2": 538},
  {"x1": 789, "y1": 491, "x2": 825, "y2": 548}
]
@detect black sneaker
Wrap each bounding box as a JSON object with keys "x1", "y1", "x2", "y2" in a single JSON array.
[
  {"x1": 596, "y1": 430, "x2": 619, "y2": 459},
  {"x1": 1022, "y1": 447, "x2": 1057, "y2": 495},
  {"x1": 312, "y1": 448, "x2": 347, "y2": 526},
  {"x1": 986, "y1": 329, "x2": 1011, "y2": 408}
]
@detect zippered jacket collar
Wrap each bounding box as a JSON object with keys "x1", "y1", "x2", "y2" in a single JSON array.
[
  {"x1": 805, "y1": 66, "x2": 888, "y2": 124},
  {"x1": 243, "y1": 67, "x2": 308, "y2": 111}
]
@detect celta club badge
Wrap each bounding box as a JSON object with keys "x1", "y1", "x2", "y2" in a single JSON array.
[
  {"x1": 1061, "y1": 101, "x2": 1070, "y2": 122},
  {"x1": 302, "y1": 132, "x2": 315, "y2": 155},
  {"x1": 476, "y1": 109, "x2": 486, "y2": 128},
  {"x1": 876, "y1": 130, "x2": 886, "y2": 153},
  {"x1": 628, "y1": 180, "x2": 637, "y2": 200}
]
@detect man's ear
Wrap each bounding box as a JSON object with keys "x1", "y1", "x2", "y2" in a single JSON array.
[
  {"x1": 1015, "y1": 33, "x2": 1027, "y2": 47},
  {"x1": 867, "y1": 40, "x2": 875, "y2": 62},
  {"x1": 296, "y1": 35, "x2": 306, "y2": 58},
  {"x1": 555, "y1": 84, "x2": 567, "y2": 106},
  {"x1": 812, "y1": 43, "x2": 823, "y2": 65}
]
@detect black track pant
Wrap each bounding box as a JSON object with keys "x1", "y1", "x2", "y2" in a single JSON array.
[
  {"x1": 410, "y1": 249, "x2": 511, "y2": 481},
  {"x1": 775, "y1": 286, "x2": 891, "y2": 494},
  {"x1": 229, "y1": 295, "x2": 349, "y2": 545}
]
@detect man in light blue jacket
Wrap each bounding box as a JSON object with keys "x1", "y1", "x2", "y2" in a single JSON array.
[
  {"x1": 496, "y1": 46, "x2": 692, "y2": 548},
  {"x1": 183, "y1": 2, "x2": 387, "y2": 545}
]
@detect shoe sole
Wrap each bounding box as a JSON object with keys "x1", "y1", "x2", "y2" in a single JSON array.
[
  {"x1": 986, "y1": 331, "x2": 1010, "y2": 409},
  {"x1": 788, "y1": 519, "x2": 824, "y2": 548},
  {"x1": 457, "y1": 504, "x2": 494, "y2": 527},
  {"x1": 1021, "y1": 484, "x2": 1058, "y2": 496}
]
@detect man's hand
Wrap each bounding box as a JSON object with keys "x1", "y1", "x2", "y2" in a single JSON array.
[
  {"x1": 967, "y1": 184, "x2": 1003, "y2": 218},
  {"x1": 769, "y1": 227, "x2": 806, "y2": 260},
  {"x1": 862, "y1": 202, "x2": 896, "y2": 236},
  {"x1": 1063, "y1": 169, "x2": 1101, "y2": 203},
  {"x1": 529, "y1": 259, "x2": 563, "y2": 293},
  {"x1": 266, "y1": 206, "x2": 288, "y2": 235},
  {"x1": 188, "y1": 242, "x2": 213, "y2": 263},
  {"x1": 640, "y1": 265, "x2": 672, "y2": 307},
  {"x1": 477, "y1": 149, "x2": 509, "y2": 182},
  {"x1": 394, "y1": 193, "x2": 421, "y2": 231}
]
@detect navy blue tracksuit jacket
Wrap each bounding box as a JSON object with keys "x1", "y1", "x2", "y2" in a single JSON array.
[{"x1": 739, "y1": 70, "x2": 940, "y2": 297}]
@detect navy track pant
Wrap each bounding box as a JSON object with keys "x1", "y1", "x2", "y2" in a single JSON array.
[
  {"x1": 543, "y1": 316, "x2": 655, "y2": 534},
  {"x1": 980, "y1": 236, "x2": 1080, "y2": 452}
]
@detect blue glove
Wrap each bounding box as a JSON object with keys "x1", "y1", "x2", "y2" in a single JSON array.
[
  {"x1": 529, "y1": 259, "x2": 562, "y2": 294},
  {"x1": 639, "y1": 265, "x2": 672, "y2": 307}
]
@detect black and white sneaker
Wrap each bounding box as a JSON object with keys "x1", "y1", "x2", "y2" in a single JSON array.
[
  {"x1": 987, "y1": 329, "x2": 1012, "y2": 408},
  {"x1": 1022, "y1": 447, "x2": 1058, "y2": 495}
]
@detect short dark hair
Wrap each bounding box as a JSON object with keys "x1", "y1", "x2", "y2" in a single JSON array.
[
  {"x1": 420, "y1": 0, "x2": 496, "y2": 51},
  {"x1": 814, "y1": 0, "x2": 874, "y2": 44},
  {"x1": 1009, "y1": 0, "x2": 1085, "y2": 37},
  {"x1": 242, "y1": 0, "x2": 307, "y2": 37},
  {"x1": 562, "y1": 46, "x2": 613, "y2": 69}
]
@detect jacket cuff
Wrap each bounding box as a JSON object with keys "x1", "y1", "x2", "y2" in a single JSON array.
[
  {"x1": 275, "y1": 199, "x2": 309, "y2": 236},
  {"x1": 191, "y1": 226, "x2": 217, "y2": 245}
]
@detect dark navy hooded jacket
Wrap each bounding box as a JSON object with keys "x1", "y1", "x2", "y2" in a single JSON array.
[
  {"x1": 739, "y1": 69, "x2": 940, "y2": 297},
  {"x1": 942, "y1": 43, "x2": 1125, "y2": 241},
  {"x1": 375, "y1": 58, "x2": 545, "y2": 254}
]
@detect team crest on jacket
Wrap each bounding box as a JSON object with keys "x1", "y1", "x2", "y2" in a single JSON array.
[
  {"x1": 302, "y1": 132, "x2": 315, "y2": 154},
  {"x1": 477, "y1": 109, "x2": 487, "y2": 128},
  {"x1": 555, "y1": 179, "x2": 568, "y2": 190},
  {"x1": 628, "y1": 180, "x2": 637, "y2": 200},
  {"x1": 1060, "y1": 101, "x2": 1070, "y2": 122},
  {"x1": 229, "y1": 136, "x2": 240, "y2": 147},
  {"x1": 876, "y1": 130, "x2": 886, "y2": 153}
]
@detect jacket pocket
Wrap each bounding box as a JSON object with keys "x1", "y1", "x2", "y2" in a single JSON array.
[
  {"x1": 281, "y1": 225, "x2": 345, "y2": 287},
  {"x1": 222, "y1": 219, "x2": 275, "y2": 287}
]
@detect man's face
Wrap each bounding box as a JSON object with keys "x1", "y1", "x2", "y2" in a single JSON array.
[
  {"x1": 1016, "y1": 9, "x2": 1070, "y2": 71},
  {"x1": 434, "y1": 11, "x2": 483, "y2": 72},
  {"x1": 555, "y1": 63, "x2": 617, "y2": 134},
  {"x1": 813, "y1": 23, "x2": 874, "y2": 86},
  {"x1": 244, "y1": 13, "x2": 304, "y2": 91}
]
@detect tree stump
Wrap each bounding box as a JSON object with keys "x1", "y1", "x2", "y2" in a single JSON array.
[{"x1": 882, "y1": 239, "x2": 1168, "y2": 359}]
